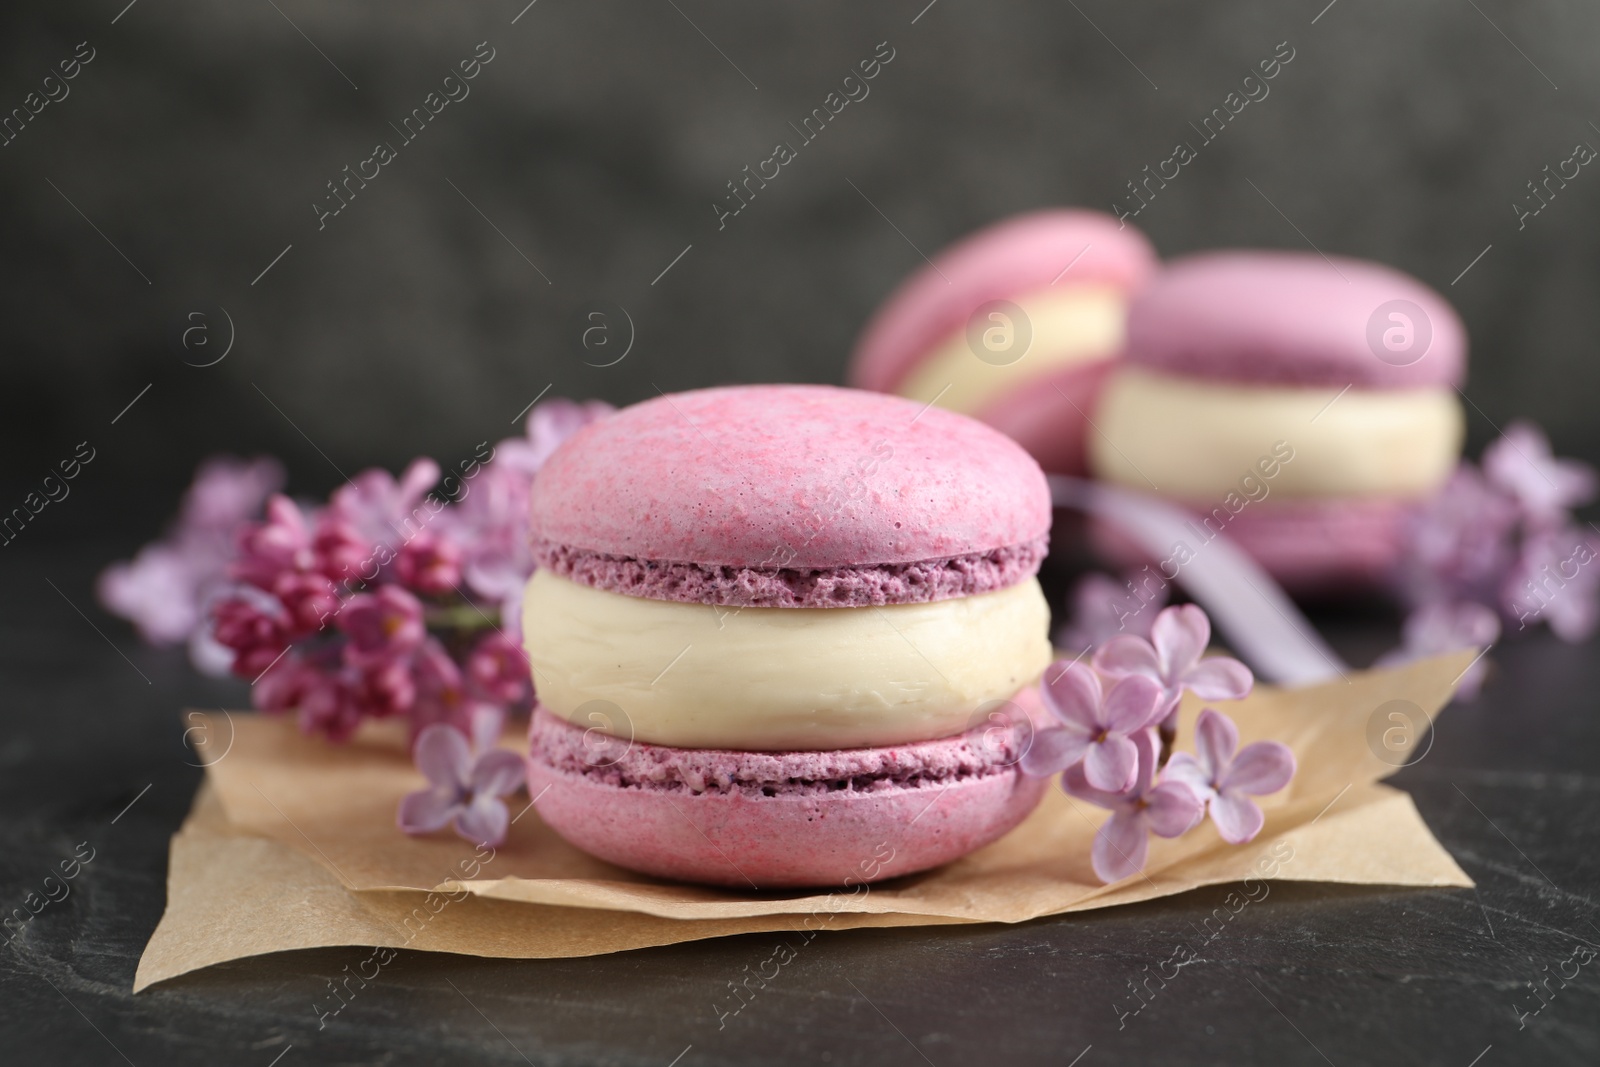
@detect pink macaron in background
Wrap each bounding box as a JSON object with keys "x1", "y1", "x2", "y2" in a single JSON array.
[
  {"x1": 849, "y1": 209, "x2": 1159, "y2": 474},
  {"x1": 520, "y1": 384, "x2": 1054, "y2": 888},
  {"x1": 1087, "y1": 250, "x2": 1468, "y2": 592}
]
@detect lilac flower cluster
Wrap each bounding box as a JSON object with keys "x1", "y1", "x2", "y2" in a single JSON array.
[
  {"x1": 1394, "y1": 422, "x2": 1598, "y2": 676},
  {"x1": 98, "y1": 399, "x2": 613, "y2": 844},
  {"x1": 1024, "y1": 604, "x2": 1294, "y2": 884},
  {"x1": 97, "y1": 455, "x2": 286, "y2": 675}
]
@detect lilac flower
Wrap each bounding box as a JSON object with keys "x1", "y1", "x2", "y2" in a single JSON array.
[
  {"x1": 443, "y1": 463, "x2": 534, "y2": 638},
  {"x1": 337, "y1": 585, "x2": 425, "y2": 666},
  {"x1": 252, "y1": 648, "x2": 314, "y2": 713},
  {"x1": 1399, "y1": 425, "x2": 1600, "y2": 647},
  {"x1": 1055, "y1": 571, "x2": 1165, "y2": 654},
  {"x1": 395, "y1": 529, "x2": 464, "y2": 596},
  {"x1": 295, "y1": 666, "x2": 363, "y2": 743},
  {"x1": 465, "y1": 631, "x2": 533, "y2": 705},
  {"x1": 1164, "y1": 709, "x2": 1295, "y2": 845},
  {"x1": 1063, "y1": 728, "x2": 1203, "y2": 883},
  {"x1": 1022, "y1": 661, "x2": 1164, "y2": 791},
  {"x1": 495, "y1": 398, "x2": 614, "y2": 475},
  {"x1": 1483, "y1": 421, "x2": 1596, "y2": 527},
  {"x1": 1093, "y1": 604, "x2": 1253, "y2": 727},
  {"x1": 99, "y1": 544, "x2": 209, "y2": 646},
  {"x1": 1501, "y1": 526, "x2": 1600, "y2": 642},
  {"x1": 408, "y1": 636, "x2": 470, "y2": 741},
  {"x1": 178, "y1": 455, "x2": 287, "y2": 534},
  {"x1": 359, "y1": 656, "x2": 418, "y2": 719},
  {"x1": 186, "y1": 615, "x2": 237, "y2": 678},
  {"x1": 233, "y1": 494, "x2": 317, "y2": 590},
  {"x1": 211, "y1": 593, "x2": 290, "y2": 678},
  {"x1": 465, "y1": 704, "x2": 509, "y2": 757},
  {"x1": 446, "y1": 399, "x2": 613, "y2": 638},
  {"x1": 311, "y1": 515, "x2": 372, "y2": 586},
  {"x1": 1399, "y1": 465, "x2": 1520, "y2": 610},
  {"x1": 100, "y1": 400, "x2": 598, "y2": 758},
  {"x1": 398, "y1": 721, "x2": 526, "y2": 846},
  {"x1": 272, "y1": 570, "x2": 340, "y2": 636},
  {"x1": 329, "y1": 457, "x2": 442, "y2": 544},
  {"x1": 97, "y1": 456, "x2": 283, "y2": 662},
  {"x1": 1376, "y1": 602, "x2": 1501, "y2": 700},
  {"x1": 238, "y1": 641, "x2": 355, "y2": 741}
]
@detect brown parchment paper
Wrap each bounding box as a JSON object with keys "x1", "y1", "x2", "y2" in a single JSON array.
[{"x1": 136, "y1": 650, "x2": 1476, "y2": 991}]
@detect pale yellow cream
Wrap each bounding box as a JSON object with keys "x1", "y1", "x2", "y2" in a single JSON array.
[
  {"x1": 894, "y1": 285, "x2": 1127, "y2": 415},
  {"x1": 1089, "y1": 366, "x2": 1464, "y2": 498},
  {"x1": 522, "y1": 569, "x2": 1052, "y2": 751}
]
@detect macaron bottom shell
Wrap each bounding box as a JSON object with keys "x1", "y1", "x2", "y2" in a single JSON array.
[
  {"x1": 1088, "y1": 495, "x2": 1415, "y2": 594},
  {"x1": 524, "y1": 709, "x2": 1048, "y2": 888}
]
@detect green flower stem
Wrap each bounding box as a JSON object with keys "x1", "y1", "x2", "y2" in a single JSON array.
[{"x1": 424, "y1": 603, "x2": 497, "y2": 631}]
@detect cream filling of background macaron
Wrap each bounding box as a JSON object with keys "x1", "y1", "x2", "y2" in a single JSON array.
[
  {"x1": 522, "y1": 569, "x2": 1052, "y2": 751},
  {"x1": 894, "y1": 285, "x2": 1126, "y2": 416},
  {"x1": 1090, "y1": 366, "x2": 1464, "y2": 498}
]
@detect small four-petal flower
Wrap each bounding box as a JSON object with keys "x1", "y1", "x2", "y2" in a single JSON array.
[
  {"x1": 398, "y1": 721, "x2": 526, "y2": 846},
  {"x1": 1093, "y1": 604, "x2": 1253, "y2": 726},
  {"x1": 1063, "y1": 728, "x2": 1203, "y2": 883},
  {"x1": 1164, "y1": 708, "x2": 1296, "y2": 844},
  {"x1": 1021, "y1": 661, "x2": 1164, "y2": 791}
]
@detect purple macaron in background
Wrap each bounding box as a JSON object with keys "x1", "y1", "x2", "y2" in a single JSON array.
[
  {"x1": 849, "y1": 210, "x2": 1158, "y2": 474},
  {"x1": 520, "y1": 384, "x2": 1055, "y2": 887},
  {"x1": 1088, "y1": 250, "x2": 1468, "y2": 591}
]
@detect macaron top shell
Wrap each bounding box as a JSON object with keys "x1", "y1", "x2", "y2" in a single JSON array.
[
  {"x1": 530, "y1": 384, "x2": 1050, "y2": 574},
  {"x1": 850, "y1": 209, "x2": 1159, "y2": 394},
  {"x1": 1125, "y1": 250, "x2": 1466, "y2": 388}
]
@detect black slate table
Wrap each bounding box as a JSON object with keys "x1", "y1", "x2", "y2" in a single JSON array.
[{"x1": 3, "y1": 537, "x2": 1597, "y2": 1067}]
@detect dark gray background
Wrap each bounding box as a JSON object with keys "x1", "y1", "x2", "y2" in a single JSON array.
[{"x1": 3, "y1": 0, "x2": 1598, "y2": 528}]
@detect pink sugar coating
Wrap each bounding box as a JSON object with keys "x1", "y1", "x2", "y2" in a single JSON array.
[
  {"x1": 525, "y1": 707, "x2": 1048, "y2": 887},
  {"x1": 1126, "y1": 251, "x2": 1467, "y2": 389},
  {"x1": 533, "y1": 536, "x2": 1048, "y2": 608},
  {"x1": 849, "y1": 209, "x2": 1158, "y2": 396},
  {"x1": 530, "y1": 385, "x2": 1051, "y2": 591}
]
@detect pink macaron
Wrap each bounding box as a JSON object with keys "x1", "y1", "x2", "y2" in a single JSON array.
[
  {"x1": 1088, "y1": 251, "x2": 1468, "y2": 591},
  {"x1": 849, "y1": 209, "x2": 1158, "y2": 474},
  {"x1": 521, "y1": 384, "x2": 1055, "y2": 887},
  {"x1": 529, "y1": 383, "x2": 1051, "y2": 601}
]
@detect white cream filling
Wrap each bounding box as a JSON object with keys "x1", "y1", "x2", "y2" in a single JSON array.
[
  {"x1": 522, "y1": 570, "x2": 1052, "y2": 751},
  {"x1": 1089, "y1": 366, "x2": 1464, "y2": 498},
  {"x1": 894, "y1": 285, "x2": 1127, "y2": 415}
]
